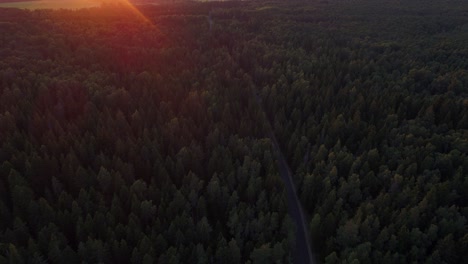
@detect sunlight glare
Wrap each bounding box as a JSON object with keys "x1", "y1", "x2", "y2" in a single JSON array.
[{"x1": 100, "y1": 0, "x2": 152, "y2": 24}]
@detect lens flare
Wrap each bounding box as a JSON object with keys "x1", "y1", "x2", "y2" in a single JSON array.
[{"x1": 104, "y1": 0, "x2": 152, "y2": 24}]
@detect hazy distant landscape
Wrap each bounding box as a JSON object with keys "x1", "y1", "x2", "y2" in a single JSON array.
[
  {"x1": 0, "y1": 0, "x2": 99, "y2": 9},
  {"x1": 0, "y1": 0, "x2": 166, "y2": 9},
  {"x1": 0, "y1": 0, "x2": 39, "y2": 2},
  {"x1": 0, "y1": 0, "x2": 467, "y2": 263}
]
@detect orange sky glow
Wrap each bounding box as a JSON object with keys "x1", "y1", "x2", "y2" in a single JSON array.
[
  {"x1": 100, "y1": 0, "x2": 152, "y2": 24},
  {"x1": 0, "y1": 0, "x2": 153, "y2": 24}
]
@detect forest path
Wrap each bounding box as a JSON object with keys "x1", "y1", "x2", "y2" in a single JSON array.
[{"x1": 254, "y1": 93, "x2": 315, "y2": 264}]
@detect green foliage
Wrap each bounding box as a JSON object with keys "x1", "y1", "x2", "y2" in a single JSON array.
[
  {"x1": 0, "y1": 0, "x2": 467, "y2": 263},
  {"x1": 0, "y1": 2, "x2": 295, "y2": 262},
  {"x1": 250, "y1": 0, "x2": 467, "y2": 263}
]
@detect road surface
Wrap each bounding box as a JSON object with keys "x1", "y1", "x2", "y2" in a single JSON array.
[{"x1": 254, "y1": 93, "x2": 315, "y2": 264}]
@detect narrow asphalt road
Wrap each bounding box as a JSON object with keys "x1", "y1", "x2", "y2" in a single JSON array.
[{"x1": 254, "y1": 93, "x2": 315, "y2": 264}]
